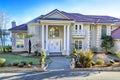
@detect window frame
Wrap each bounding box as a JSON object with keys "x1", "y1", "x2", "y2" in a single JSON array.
[
  {"x1": 74, "y1": 40, "x2": 82, "y2": 50},
  {"x1": 16, "y1": 33, "x2": 24, "y2": 48}
]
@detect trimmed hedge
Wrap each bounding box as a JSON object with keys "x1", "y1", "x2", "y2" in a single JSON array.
[{"x1": 0, "y1": 58, "x2": 6, "y2": 67}]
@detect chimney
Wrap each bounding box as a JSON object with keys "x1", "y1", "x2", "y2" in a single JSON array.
[{"x1": 11, "y1": 21, "x2": 16, "y2": 28}]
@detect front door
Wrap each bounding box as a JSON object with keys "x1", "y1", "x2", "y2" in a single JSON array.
[{"x1": 49, "y1": 39, "x2": 61, "y2": 52}]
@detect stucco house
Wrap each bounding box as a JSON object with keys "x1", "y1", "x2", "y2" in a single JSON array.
[{"x1": 9, "y1": 9, "x2": 120, "y2": 55}]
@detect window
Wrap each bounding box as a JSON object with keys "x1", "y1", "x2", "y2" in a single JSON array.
[
  {"x1": 75, "y1": 25, "x2": 77, "y2": 30},
  {"x1": 16, "y1": 33, "x2": 24, "y2": 48},
  {"x1": 75, "y1": 40, "x2": 82, "y2": 49},
  {"x1": 101, "y1": 25, "x2": 107, "y2": 38},
  {"x1": 49, "y1": 27, "x2": 59, "y2": 37},
  {"x1": 79, "y1": 25, "x2": 81, "y2": 30}
]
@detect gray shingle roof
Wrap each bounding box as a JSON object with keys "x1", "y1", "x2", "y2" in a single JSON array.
[
  {"x1": 9, "y1": 9, "x2": 120, "y2": 31},
  {"x1": 112, "y1": 27, "x2": 120, "y2": 39}
]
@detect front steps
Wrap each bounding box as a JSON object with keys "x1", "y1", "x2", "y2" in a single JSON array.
[{"x1": 49, "y1": 52, "x2": 63, "y2": 57}]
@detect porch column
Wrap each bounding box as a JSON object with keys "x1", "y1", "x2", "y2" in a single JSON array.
[
  {"x1": 64, "y1": 25, "x2": 66, "y2": 50},
  {"x1": 67, "y1": 25, "x2": 70, "y2": 55},
  {"x1": 46, "y1": 24, "x2": 48, "y2": 50},
  {"x1": 42, "y1": 24, "x2": 44, "y2": 50}
]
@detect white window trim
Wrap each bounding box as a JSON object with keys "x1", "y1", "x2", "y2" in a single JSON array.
[{"x1": 74, "y1": 40, "x2": 83, "y2": 50}]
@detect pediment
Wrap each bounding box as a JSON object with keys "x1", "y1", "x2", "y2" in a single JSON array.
[
  {"x1": 47, "y1": 12, "x2": 67, "y2": 19},
  {"x1": 43, "y1": 9, "x2": 69, "y2": 19}
]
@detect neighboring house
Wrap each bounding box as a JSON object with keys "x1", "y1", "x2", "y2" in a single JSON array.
[{"x1": 9, "y1": 9, "x2": 120, "y2": 55}]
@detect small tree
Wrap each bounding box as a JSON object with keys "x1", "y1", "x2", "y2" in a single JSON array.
[
  {"x1": 101, "y1": 35, "x2": 114, "y2": 53},
  {"x1": 25, "y1": 34, "x2": 34, "y2": 54},
  {"x1": 39, "y1": 50, "x2": 46, "y2": 65},
  {"x1": 71, "y1": 48, "x2": 77, "y2": 58}
]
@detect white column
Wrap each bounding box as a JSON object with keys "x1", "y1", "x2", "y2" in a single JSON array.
[
  {"x1": 96, "y1": 25, "x2": 101, "y2": 50},
  {"x1": 42, "y1": 24, "x2": 44, "y2": 50},
  {"x1": 67, "y1": 25, "x2": 70, "y2": 55},
  {"x1": 64, "y1": 25, "x2": 66, "y2": 50},
  {"x1": 46, "y1": 25, "x2": 48, "y2": 50}
]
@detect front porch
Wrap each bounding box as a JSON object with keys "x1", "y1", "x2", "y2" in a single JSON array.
[{"x1": 41, "y1": 24, "x2": 71, "y2": 56}]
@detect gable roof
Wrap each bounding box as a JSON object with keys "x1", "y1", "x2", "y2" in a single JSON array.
[
  {"x1": 112, "y1": 27, "x2": 120, "y2": 39},
  {"x1": 9, "y1": 9, "x2": 120, "y2": 31}
]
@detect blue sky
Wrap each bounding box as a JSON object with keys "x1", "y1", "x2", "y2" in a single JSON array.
[{"x1": 0, "y1": 0, "x2": 120, "y2": 28}]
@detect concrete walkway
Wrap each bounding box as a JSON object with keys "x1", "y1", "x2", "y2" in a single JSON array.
[{"x1": 46, "y1": 57, "x2": 71, "y2": 71}]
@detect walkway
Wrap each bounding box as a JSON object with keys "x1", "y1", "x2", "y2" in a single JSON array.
[{"x1": 46, "y1": 56, "x2": 71, "y2": 71}]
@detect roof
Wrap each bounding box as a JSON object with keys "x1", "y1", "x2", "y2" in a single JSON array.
[
  {"x1": 9, "y1": 24, "x2": 27, "y2": 31},
  {"x1": 112, "y1": 27, "x2": 120, "y2": 39},
  {"x1": 9, "y1": 9, "x2": 120, "y2": 31}
]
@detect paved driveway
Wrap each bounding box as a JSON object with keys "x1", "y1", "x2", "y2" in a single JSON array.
[{"x1": 46, "y1": 57, "x2": 71, "y2": 71}]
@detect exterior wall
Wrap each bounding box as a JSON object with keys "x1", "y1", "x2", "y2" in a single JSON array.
[{"x1": 27, "y1": 24, "x2": 41, "y2": 52}]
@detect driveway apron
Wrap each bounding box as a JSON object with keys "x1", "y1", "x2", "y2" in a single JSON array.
[{"x1": 46, "y1": 57, "x2": 71, "y2": 71}]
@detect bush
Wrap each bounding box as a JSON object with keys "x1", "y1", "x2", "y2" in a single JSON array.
[
  {"x1": 34, "y1": 50, "x2": 39, "y2": 56},
  {"x1": 106, "y1": 63, "x2": 112, "y2": 66},
  {"x1": 116, "y1": 52, "x2": 120, "y2": 58},
  {"x1": 5, "y1": 45, "x2": 12, "y2": 52},
  {"x1": 96, "y1": 59, "x2": 104, "y2": 65},
  {"x1": 91, "y1": 47, "x2": 98, "y2": 53},
  {"x1": 91, "y1": 61, "x2": 96, "y2": 66},
  {"x1": 77, "y1": 50, "x2": 94, "y2": 68},
  {"x1": 18, "y1": 63, "x2": 24, "y2": 67},
  {"x1": 7, "y1": 63, "x2": 12, "y2": 67},
  {"x1": 110, "y1": 49, "x2": 116, "y2": 55},
  {"x1": 28, "y1": 61, "x2": 33, "y2": 65},
  {"x1": 0, "y1": 58, "x2": 6, "y2": 67},
  {"x1": 39, "y1": 50, "x2": 46, "y2": 64},
  {"x1": 71, "y1": 48, "x2": 77, "y2": 58},
  {"x1": 13, "y1": 62, "x2": 19, "y2": 66},
  {"x1": 114, "y1": 59, "x2": 119, "y2": 62},
  {"x1": 21, "y1": 61, "x2": 27, "y2": 65}
]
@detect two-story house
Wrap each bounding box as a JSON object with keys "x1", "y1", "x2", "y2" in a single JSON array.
[{"x1": 9, "y1": 9, "x2": 120, "y2": 55}]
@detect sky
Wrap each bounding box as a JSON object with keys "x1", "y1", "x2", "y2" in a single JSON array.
[{"x1": 0, "y1": 0, "x2": 120, "y2": 28}]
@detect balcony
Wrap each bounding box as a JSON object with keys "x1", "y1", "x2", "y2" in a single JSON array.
[{"x1": 72, "y1": 30, "x2": 85, "y2": 38}]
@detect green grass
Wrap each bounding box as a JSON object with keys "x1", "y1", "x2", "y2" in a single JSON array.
[{"x1": 0, "y1": 54, "x2": 51, "y2": 65}]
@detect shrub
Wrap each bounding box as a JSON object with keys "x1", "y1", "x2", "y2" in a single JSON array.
[
  {"x1": 5, "y1": 45, "x2": 12, "y2": 52},
  {"x1": 106, "y1": 63, "x2": 112, "y2": 66},
  {"x1": 34, "y1": 50, "x2": 39, "y2": 56},
  {"x1": 96, "y1": 59, "x2": 104, "y2": 65},
  {"x1": 91, "y1": 47, "x2": 98, "y2": 53},
  {"x1": 13, "y1": 62, "x2": 19, "y2": 66},
  {"x1": 116, "y1": 51, "x2": 120, "y2": 58},
  {"x1": 77, "y1": 50, "x2": 94, "y2": 68},
  {"x1": 71, "y1": 48, "x2": 77, "y2": 58},
  {"x1": 21, "y1": 61, "x2": 27, "y2": 65},
  {"x1": 91, "y1": 61, "x2": 96, "y2": 66},
  {"x1": 114, "y1": 59, "x2": 119, "y2": 62},
  {"x1": 18, "y1": 63, "x2": 24, "y2": 67},
  {"x1": 39, "y1": 50, "x2": 46, "y2": 64},
  {"x1": 28, "y1": 61, "x2": 33, "y2": 65},
  {"x1": 110, "y1": 49, "x2": 116, "y2": 55},
  {"x1": 0, "y1": 58, "x2": 6, "y2": 67},
  {"x1": 7, "y1": 63, "x2": 12, "y2": 67}
]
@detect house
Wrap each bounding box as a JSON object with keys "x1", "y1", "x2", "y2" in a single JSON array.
[{"x1": 9, "y1": 9, "x2": 120, "y2": 55}]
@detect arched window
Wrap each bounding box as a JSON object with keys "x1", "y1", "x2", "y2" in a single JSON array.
[
  {"x1": 101, "y1": 25, "x2": 107, "y2": 38},
  {"x1": 49, "y1": 27, "x2": 59, "y2": 37}
]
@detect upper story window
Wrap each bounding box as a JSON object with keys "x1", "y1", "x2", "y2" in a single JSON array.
[
  {"x1": 75, "y1": 40, "x2": 82, "y2": 50},
  {"x1": 75, "y1": 24, "x2": 82, "y2": 30},
  {"x1": 101, "y1": 25, "x2": 107, "y2": 38},
  {"x1": 16, "y1": 33, "x2": 24, "y2": 48},
  {"x1": 49, "y1": 27, "x2": 59, "y2": 38}
]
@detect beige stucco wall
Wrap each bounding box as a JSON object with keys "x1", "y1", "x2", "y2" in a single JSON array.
[{"x1": 114, "y1": 40, "x2": 120, "y2": 52}]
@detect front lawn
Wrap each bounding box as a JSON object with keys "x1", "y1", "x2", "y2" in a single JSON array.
[{"x1": 0, "y1": 54, "x2": 51, "y2": 65}]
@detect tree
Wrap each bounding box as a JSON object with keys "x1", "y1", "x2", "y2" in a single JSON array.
[
  {"x1": 101, "y1": 35, "x2": 114, "y2": 53},
  {"x1": 25, "y1": 34, "x2": 34, "y2": 54},
  {"x1": 0, "y1": 11, "x2": 10, "y2": 52}
]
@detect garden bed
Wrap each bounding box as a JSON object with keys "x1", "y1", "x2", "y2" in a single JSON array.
[{"x1": 0, "y1": 53, "x2": 51, "y2": 72}]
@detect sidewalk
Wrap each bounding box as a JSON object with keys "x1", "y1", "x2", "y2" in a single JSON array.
[{"x1": 46, "y1": 57, "x2": 71, "y2": 71}]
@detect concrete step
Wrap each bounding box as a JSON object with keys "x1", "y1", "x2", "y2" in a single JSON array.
[{"x1": 49, "y1": 52, "x2": 63, "y2": 57}]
